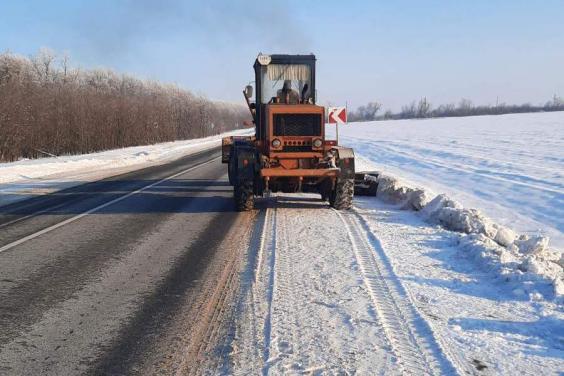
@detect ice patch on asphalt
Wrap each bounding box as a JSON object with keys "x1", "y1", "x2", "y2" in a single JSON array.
[{"x1": 356, "y1": 157, "x2": 563, "y2": 300}]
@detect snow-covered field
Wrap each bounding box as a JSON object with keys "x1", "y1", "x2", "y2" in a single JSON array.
[
  {"x1": 0, "y1": 129, "x2": 252, "y2": 208},
  {"x1": 335, "y1": 112, "x2": 564, "y2": 249}
]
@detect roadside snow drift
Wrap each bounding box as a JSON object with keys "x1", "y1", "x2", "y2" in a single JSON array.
[
  {"x1": 0, "y1": 129, "x2": 252, "y2": 207},
  {"x1": 360, "y1": 167, "x2": 563, "y2": 299}
]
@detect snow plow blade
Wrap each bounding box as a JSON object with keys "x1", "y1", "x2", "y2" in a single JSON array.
[{"x1": 354, "y1": 171, "x2": 379, "y2": 196}]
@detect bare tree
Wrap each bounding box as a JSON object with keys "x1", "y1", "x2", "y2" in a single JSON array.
[
  {"x1": 416, "y1": 97, "x2": 431, "y2": 118},
  {"x1": 382, "y1": 95, "x2": 564, "y2": 121},
  {"x1": 400, "y1": 101, "x2": 416, "y2": 119},
  {"x1": 349, "y1": 101, "x2": 381, "y2": 121},
  {"x1": 0, "y1": 50, "x2": 250, "y2": 162},
  {"x1": 31, "y1": 47, "x2": 56, "y2": 84}
]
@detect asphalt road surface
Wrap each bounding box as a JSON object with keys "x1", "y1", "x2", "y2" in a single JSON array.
[{"x1": 0, "y1": 147, "x2": 254, "y2": 375}]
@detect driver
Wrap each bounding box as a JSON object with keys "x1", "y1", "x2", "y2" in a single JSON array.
[{"x1": 277, "y1": 80, "x2": 300, "y2": 104}]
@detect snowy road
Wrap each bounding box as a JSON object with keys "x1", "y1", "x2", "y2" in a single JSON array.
[
  {"x1": 0, "y1": 114, "x2": 562, "y2": 374},
  {"x1": 225, "y1": 194, "x2": 563, "y2": 375},
  {"x1": 0, "y1": 149, "x2": 254, "y2": 375}
]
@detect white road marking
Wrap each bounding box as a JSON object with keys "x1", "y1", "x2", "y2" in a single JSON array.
[
  {"x1": 254, "y1": 207, "x2": 270, "y2": 285},
  {"x1": 0, "y1": 157, "x2": 220, "y2": 254}
]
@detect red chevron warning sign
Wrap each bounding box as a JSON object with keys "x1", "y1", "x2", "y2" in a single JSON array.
[{"x1": 328, "y1": 107, "x2": 347, "y2": 124}]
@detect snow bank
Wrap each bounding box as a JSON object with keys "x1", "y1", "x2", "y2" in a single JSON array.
[
  {"x1": 0, "y1": 128, "x2": 253, "y2": 208},
  {"x1": 370, "y1": 172, "x2": 564, "y2": 299},
  {"x1": 375, "y1": 174, "x2": 432, "y2": 211}
]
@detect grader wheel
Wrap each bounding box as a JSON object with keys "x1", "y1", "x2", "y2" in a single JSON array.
[
  {"x1": 319, "y1": 178, "x2": 332, "y2": 202},
  {"x1": 234, "y1": 181, "x2": 254, "y2": 211},
  {"x1": 330, "y1": 179, "x2": 354, "y2": 210}
]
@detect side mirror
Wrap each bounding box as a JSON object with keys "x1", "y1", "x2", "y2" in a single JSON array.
[{"x1": 244, "y1": 85, "x2": 253, "y2": 99}]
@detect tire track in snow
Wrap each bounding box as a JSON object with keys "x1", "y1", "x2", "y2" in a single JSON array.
[
  {"x1": 234, "y1": 203, "x2": 308, "y2": 375},
  {"x1": 263, "y1": 207, "x2": 310, "y2": 373},
  {"x1": 260, "y1": 206, "x2": 278, "y2": 374},
  {"x1": 337, "y1": 209, "x2": 464, "y2": 375},
  {"x1": 219, "y1": 205, "x2": 271, "y2": 375},
  {"x1": 242, "y1": 205, "x2": 277, "y2": 375}
]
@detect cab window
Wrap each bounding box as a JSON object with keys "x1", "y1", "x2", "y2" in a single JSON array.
[{"x1": 260, "y1": 64, "x2": 311, "y2": 104}]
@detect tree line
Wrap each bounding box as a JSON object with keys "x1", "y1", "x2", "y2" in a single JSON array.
[
  {"x1": 0, "y1": 49, "x2": 249, "y2": 162},
  {"x1": 348, "y1": 96, "x2": 564, "y2": 122}
]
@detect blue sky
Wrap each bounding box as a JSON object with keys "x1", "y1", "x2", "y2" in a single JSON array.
[{"x1": 1, "y1": 0, "x2": 563, "y2": 110}]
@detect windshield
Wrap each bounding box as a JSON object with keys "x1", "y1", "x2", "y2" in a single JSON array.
[{"x1": 260, "y1": 64, "x2": 312, "y2": 104}]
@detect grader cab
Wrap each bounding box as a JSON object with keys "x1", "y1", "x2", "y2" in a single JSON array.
[{"x1": 223, "y1": 53, "x2": 356, "y2": 211}]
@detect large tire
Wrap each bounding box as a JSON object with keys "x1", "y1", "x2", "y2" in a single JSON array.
[
  {"x1": 330, "y1": 179, "x2": 354, "y2": 210},
  {"x1": 319, "y1": 178, "x2": 332, "y2": 201},
  {"x1": 228, "y1": 162, "x2": 234, "y2": 185},
  {"x1": 234, "y1": 181, "x2": 254, "y2": 211}
]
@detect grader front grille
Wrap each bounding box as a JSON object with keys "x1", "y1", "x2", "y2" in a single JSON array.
[
  {"x1": 282, "y1": 145, "x2": 313, "y2": 152},
  {"x1": 273, "y1": 114, "x2": 322, "y2": 136}
]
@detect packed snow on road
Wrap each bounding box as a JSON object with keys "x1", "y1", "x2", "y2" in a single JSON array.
[{"x1": 227, "y1": 192, "x2": 562, "y2": 374}]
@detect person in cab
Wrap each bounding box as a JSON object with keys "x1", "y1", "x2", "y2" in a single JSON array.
[{"x1": 277, "y1": 80, "x2": 300, "y2": 104}]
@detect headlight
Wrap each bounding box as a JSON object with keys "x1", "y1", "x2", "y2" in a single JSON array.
[
  {"x1": 271, "y1": 139, "x2": 281, "y2": 148},
  {"x1": 312, "y1": 138, "x2": 323, "y2": 148}
]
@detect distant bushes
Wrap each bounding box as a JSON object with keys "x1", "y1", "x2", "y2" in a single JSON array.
[
  {"x1": 0, "y1": 49, "x2": 249, "y2": 162},
  {"x1": 349, "y1": 96, "x2": 564, "y2": 122},
  {"x1": 347, "y1": 102, "x2": 382, "y2": 122}
]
